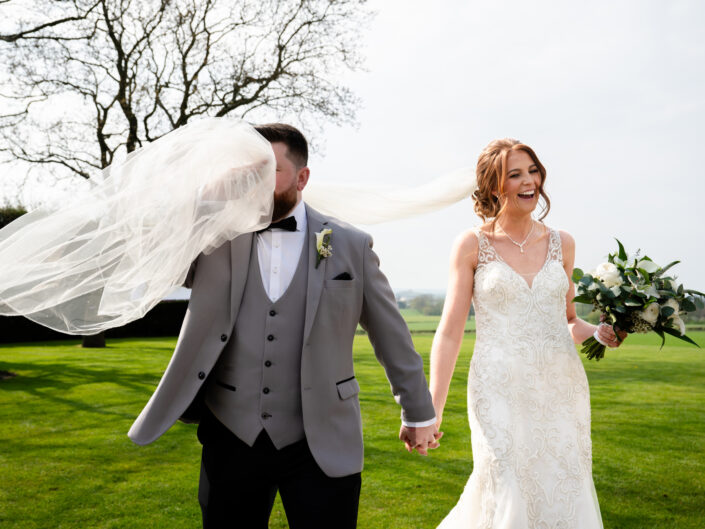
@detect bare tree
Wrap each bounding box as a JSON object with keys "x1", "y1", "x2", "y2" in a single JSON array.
[
  {"x1": 0, "y1": 0, "x2": 369, "y2": 346},
  {"x1": 0, "y1": 0, "x2": 368, "y2": 177}
]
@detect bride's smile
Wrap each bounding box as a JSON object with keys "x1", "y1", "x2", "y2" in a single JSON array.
[{"x1": 502, "y1": 150, "x2": 542, "y2": 213}]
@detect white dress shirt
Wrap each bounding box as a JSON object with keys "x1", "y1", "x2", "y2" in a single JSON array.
[{"x1": 256, "y1": 200, "x2": 308, "y2": 302}]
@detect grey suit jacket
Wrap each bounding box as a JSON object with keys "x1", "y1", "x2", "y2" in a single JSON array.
[{"x1": 128, "y1": 204, "x2": 435, "y2": 477}]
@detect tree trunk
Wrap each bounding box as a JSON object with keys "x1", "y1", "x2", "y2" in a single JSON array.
[{"x1": 82, "y1": 332, "x2": 106, "y2": 348}]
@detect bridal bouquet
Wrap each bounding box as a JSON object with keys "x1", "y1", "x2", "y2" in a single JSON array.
[{"x1": 572, "y1": 240, "x2": 704, "y2": 360}]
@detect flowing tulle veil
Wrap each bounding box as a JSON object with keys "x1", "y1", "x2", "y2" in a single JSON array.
[{"x1": 0, "y1": 117, "x2": 476, "y2": 335}]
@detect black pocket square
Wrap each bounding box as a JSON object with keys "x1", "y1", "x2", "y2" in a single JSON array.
[{"x1": 333, "y1": 272, "x2": 352, "y2": 280}]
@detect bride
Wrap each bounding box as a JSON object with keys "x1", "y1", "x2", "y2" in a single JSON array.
[{"x1": 429, "y1": 138, "x2": 625, "y2": 529}]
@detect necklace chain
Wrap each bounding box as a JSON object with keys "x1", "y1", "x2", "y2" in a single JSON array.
[{"x1": 498, "y1": 220, "x2": 534, "y2": 254}]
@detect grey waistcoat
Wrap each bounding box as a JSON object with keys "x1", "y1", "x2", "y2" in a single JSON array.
[{"x1": 205, "y1": 233, "x2": 309, "y2": 449}]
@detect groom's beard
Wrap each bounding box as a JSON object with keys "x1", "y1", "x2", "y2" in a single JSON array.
[{"x1": 272, "y1": 184, "x2": 298, "y2": 222}]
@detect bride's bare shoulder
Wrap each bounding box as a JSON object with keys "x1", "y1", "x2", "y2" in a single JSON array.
[
  {"x1": 451, "y1": 226, "x2": 485, "y2": 267},
  {"x1": 556, "y1": 229, "x2": 575, "y2": 249}
]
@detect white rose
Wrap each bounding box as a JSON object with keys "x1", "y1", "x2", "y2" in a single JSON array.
[
  {"x1": 594, "y1": 262, "x2": 623, "y2": 288},
  {"x1": 662, "y1": 299, "x2": 685, "y2": 335},
  {"x1": 663, "y1": 298, "x2": 680, "y2": 314},
  {"x1": 638, "y1": 303, "x2": 659, "y2": 325},
  {"x1": 670, "y1": 315, "x2": 686, "y2": 336}
]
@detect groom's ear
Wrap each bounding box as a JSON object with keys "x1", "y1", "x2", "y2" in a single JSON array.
[{"x1": 296, "y1": 166, "x2": 310, "y2": 191}]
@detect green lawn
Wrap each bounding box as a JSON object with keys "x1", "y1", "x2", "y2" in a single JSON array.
[{"x1": 0, "y1": 332, "x2": 703, "y2": 528}]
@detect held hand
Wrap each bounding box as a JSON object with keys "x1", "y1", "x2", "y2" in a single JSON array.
[{"x1": 399, "y1": 424, "x2": 443, "y2": 456}]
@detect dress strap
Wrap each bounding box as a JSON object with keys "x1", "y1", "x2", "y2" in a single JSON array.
[
  {"x1": 474, "y1": 228, "x2": 501, "y2": 268},
  {"x1": 546, "y1": 227, "x2": 563, "y2": 263}
]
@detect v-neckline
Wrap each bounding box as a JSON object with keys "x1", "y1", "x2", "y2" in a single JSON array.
[{"x1": 482, "y1": 228, "x2": 552, "y2": 291}]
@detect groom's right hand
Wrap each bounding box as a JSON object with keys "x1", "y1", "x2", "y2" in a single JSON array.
[{"x1": 399, "y1": 424, "x2": 443, "y2": 456}]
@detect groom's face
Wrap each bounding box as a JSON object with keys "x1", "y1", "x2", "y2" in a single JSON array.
[{"x1": 271, "y1": 142, "x2": 309, "y2": 221}]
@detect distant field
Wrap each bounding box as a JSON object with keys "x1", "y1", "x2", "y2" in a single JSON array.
[
  {"x1": 1, "y1": 331, "x2": 703, "y2": 528},
  {"x1": 399, "y1": 309, "x2": 475, "y2": 332}
]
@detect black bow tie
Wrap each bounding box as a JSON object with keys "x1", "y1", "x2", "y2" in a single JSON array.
[{"x1": 258, "y1": 216, "x2": 297, "y2": 233}]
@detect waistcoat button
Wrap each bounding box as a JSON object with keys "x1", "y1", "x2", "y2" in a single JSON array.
[
  {"x1": 267, "y1": 334, "x2": 274, "y2": 341},
  {"x1": 263, "y1": 387, "x2": 270, "y2": 394},
  {"x1": 269, "y1": 310, "x2": 276, "y2": 316},
  {"x1": 264, "y1": 360, "x2": 272, "y2": 367}
]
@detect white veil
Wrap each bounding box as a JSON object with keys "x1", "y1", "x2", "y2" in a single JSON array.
[
  {"x1": 0, "y1": 117, "x2": 476, "y2": 335},
  {"x1": 305, "y1": 167, "x2": 475, "y2": 224}
]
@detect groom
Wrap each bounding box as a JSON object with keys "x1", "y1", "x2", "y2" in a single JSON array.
[{"x1": 128, "y1": 123, "x2": 438, "y2": 528}]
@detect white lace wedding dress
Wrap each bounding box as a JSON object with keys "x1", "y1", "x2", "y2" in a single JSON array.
[{"x1": 438, "y1": 227, "x2": 603, "y2": 529}]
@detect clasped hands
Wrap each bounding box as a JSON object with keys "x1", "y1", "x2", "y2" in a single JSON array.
[{"x1": 399, "y1": 424, "x2": 443, "y2": 456}]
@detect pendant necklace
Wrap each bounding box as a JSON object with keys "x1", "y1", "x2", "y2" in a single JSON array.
[{"x1": 498, "y1": 220, "x2": 534, "y2": 254}]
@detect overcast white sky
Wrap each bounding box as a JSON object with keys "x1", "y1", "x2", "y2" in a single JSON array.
[
  {"x1": 306, "y1": 0, "x2": 705, "y2": 292},
  {"x1": 3, "y1": 0, "x2": 704, "y2": 294}
]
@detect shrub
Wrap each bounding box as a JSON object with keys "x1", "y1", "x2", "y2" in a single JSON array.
[{"x1": 0, "y1": 205, "x2": 27, "y2": 229}]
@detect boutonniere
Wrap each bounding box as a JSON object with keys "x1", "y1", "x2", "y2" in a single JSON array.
[{"x1": 315, "y1": 228, "x2": 333, "y2": 269}]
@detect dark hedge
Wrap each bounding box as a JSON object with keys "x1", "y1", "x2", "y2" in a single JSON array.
[{"x1": 0, "y1": 299, "x2": 189, "y2": 344}]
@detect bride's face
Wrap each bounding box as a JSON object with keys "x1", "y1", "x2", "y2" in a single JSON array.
[{"x1": 500, "y1": 150, "x2": 541, "y2": 215}]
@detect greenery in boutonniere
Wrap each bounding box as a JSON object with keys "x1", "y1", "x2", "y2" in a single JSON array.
[
  {"x1": 572, "y1": 239, "x2": 704, "y2": 360},
  {"x1": 315, "y1": 228, "x2": 332, "y2": 269}
]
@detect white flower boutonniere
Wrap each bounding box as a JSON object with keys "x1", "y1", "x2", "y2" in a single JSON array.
[{"x1": 315, "y1": 228, "x2": 333, "y2": 269}]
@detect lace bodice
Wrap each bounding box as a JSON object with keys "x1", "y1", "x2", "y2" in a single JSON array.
[
  {"x1": 438, "y1": 226, "x2": 601, "y2": 529},
  {"x1": 473, "y1": 226, "x2": 571, "y2": 359}
]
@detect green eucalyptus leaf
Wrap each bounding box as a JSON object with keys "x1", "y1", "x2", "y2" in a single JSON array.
[
  {"x1": 572, "y1": 295, "x2": 593, "y2": 304},
  {"x1": 615, "y1": 238, "x2": 627, "y2": 261},
  {"x1": 660, "y1": 306, "x2": 675, "y2": 318},
  {"x1": 572, "y1": 268, "x2": 584, "y2": 282},
  {"x1": 658, "y1": 260, "x2": 680, "y2": 276},
  {"x1": 681, "y1": 298, "x2": 696, "y2": 313},
  {"x1": 654, "y1": 328, "x2": 665, "y2": 349},
  {"x1": 661, "y1": 327, "x2": 700, "y2": 347},
  {"x1": 684, "y1": 288, "x2": 704, "y2": 297}
]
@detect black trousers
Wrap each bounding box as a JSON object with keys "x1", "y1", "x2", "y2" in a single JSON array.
[{"x1": 197, "y1": 408, "x2": 361, "y2": 529}]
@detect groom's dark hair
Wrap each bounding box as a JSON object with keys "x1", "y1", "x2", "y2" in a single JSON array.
[{"x1": 254, "y1": 123, "x2": 308, "y2": 168}]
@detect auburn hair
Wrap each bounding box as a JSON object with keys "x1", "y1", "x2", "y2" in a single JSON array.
[{"x1": 472, "y1": 138, "x2": 550, "y2": 228}]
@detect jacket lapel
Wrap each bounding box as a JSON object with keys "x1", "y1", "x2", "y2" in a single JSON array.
[
  {"x1": 229, "y1": 232, "x2": 254, "y2": 328},
  {"x1": 303, "y1": 204, "x2": 329, "y2": 344}
]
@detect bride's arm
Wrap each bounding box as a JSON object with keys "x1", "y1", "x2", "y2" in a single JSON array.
[
  {"x1": 562, "y1": 231, "x2": 596, "y2": 343},
  {"x1": 562, "y1": 231, "x2": 625, "y2": 346},
  {"x1": 429, "y1": 230, "x2": 477, "y2": 430}
]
